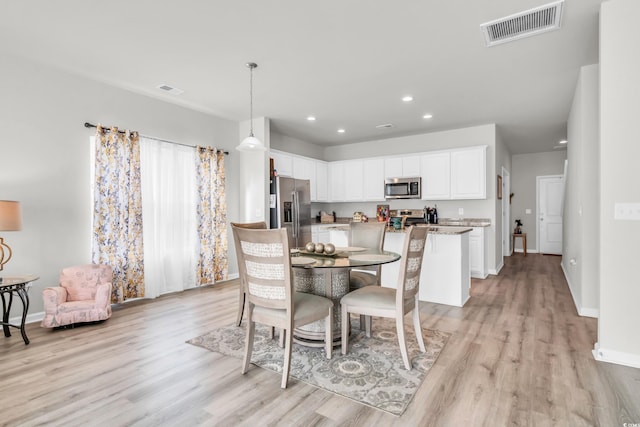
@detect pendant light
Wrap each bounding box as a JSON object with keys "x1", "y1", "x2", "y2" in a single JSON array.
[{"x1": 236, "y1": 62, "x2": 266, "y2": 151}]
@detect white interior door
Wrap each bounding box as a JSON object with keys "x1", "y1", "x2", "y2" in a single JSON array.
[{"x1": 538, "y1": 175, "x2": 564, "y2": 255}]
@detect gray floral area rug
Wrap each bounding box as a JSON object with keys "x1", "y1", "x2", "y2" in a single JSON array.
[{"x1": 187, "y1": 319, "x2": 449, "y2": 416}]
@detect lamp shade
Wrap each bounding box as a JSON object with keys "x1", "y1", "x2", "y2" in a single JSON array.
[
  {"x1": 0, "y1": 200, "x2": 23, "y2": 231},
  {"x1": 236, "y1": 135, "x2": 267, "y2": 152}
]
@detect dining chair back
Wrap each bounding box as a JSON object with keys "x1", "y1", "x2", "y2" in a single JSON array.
[
  {"x1": 348, "y1": 221, "x2": 386, "y2": 290},
  {"x1": 231, "y1": 225, "x2": 333, "y2": 388},
  {"x1": 230, "y1": 221, "x2": 267, "y2": 326},
  {"x1": 340, "y1": 225, "x2": 429, "y2": 370}
]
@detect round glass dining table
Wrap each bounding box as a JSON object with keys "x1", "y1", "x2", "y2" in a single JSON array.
[{"x1": 290, "y1": 247, "x2": 401, "y2": 347}]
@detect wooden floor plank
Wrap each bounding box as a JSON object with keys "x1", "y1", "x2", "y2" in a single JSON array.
[{"x1": 1, "y1": 254, "x2": 638, "y2": 426}]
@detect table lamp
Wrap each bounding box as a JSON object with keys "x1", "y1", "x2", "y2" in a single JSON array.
[{"x1": 0, "y1": 200, "x2": 23, "y2": 271}]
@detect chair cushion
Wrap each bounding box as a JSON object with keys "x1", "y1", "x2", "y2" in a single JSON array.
[
  {"x1": 341, "y1": 286, "x2": 396, "y2": 310},
  {"x1": 349, "y1": 271, "x2": 378, "y2": 290},
  {"x1": 253, "y1": 292, "x2": 332, "y2": 322}
]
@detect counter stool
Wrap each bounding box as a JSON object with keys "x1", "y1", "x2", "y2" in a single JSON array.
[{"x1": 512, "y1": 233, "x2": 527, "y2": 256}]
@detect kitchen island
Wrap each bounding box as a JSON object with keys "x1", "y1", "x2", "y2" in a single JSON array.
[{"x1": 382, "y1": 225, "x2": 472, "y2": 307}]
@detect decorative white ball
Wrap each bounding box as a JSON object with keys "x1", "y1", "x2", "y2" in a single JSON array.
[{"x1": 324, "y1": 243, "x2": 336, "y2": 255}]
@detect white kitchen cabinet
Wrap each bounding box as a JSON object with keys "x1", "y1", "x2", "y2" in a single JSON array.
[
  {"x1": 450, "y1": 146, "x2": 486, "y2": 199},
  {"x1": 311, "y1": 225, "x2": 331, "y2": 244},
  {"x1": 270, "y1": 151, "x2": 293, "y2": 177},
  {"x1": 421, "y1": 151, "x2": 451, "y2": 200},
  {"x1": 362, "y1": 158, "x2": 385, "y2": 201},
  {"x1": 384, "y1": 156, "x2": 421, "y2": 178},
  {"x1": 344, "y1": 159, "x2": 364, "y2": 201},
  {"x1": 469, "y1": 227, "x2": 487, "y2": 279},
  {"x1": 293, "y1": 156, "x2": 316, "y2": 199},
  {"x1": 329, "y1": 162, "x2": 346, "y2": 202},
  {"x1": 315, "y1": 161, "x2": 328, "y2": 202},
  {"x1": 330, "y1": 228, "x2": 349, "y2": 247}
]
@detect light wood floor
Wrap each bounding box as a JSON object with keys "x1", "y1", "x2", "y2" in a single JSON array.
[{"x1": 2, "y1": 254, "x2": 639, "y2": 426}]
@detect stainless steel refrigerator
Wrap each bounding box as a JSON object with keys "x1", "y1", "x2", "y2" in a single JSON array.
[{"x1": 271, "y1": 177, "x2": 311, "y2": 249}]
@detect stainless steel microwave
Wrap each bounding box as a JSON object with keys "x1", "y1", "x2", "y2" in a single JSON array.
[{"x1": 384, "y1": 177, "x2": 421, "y2": 199}]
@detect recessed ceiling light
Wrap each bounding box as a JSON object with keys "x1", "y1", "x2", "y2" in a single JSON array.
[
  {"x1": 337, "y1": 129, "x2": 346, "y2": 133},
  {"x1": 423, "y1": 114, "x2": 433, "y2": 119},
  {"x1": 307, "y1": 116, "x2": 316, "y2": 121},
  {"x1": 559, "y1": 139, "x2": 568, "y2": 144},
  {"x1": 402, "y1": 96, "x2": 414, "y2": 102}
]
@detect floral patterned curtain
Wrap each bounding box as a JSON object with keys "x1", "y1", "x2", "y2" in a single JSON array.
[
  {"x1": 196, "y1": 146, "x2": 228, "y2": 284},
  {"x1": 92, "y1": 125, "x2": 145, "y2": 302}
]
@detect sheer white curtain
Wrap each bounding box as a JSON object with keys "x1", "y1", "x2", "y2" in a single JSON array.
[{"x1": 140, "y1": 137, "x2": 198, "y2": 298}]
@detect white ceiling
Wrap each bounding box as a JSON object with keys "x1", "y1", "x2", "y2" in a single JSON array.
[{"x1": 0, "y1": 0, "x2": 603, "y2": 154}]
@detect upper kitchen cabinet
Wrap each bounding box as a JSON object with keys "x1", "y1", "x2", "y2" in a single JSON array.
[
  {"x1": 421, "y1": 151, "x2": 451, "y2": 200},
  {"x1": 344, "y1": 159, "x2": 364, "y2": 201},
  {"x1": 270, "y1": 150, "x2": 293, "y2": 177},
  {"x1": 315, "y1": 160, "x2": 328, "y2": 202},
  {"x1": 450, "y1": 146, "x2": 487, "y2": 199},
  {"x1": 292, "y1": 156, "x2": 316, "y2": 200},
  {"x1": 384, "y1": 156, "x2": 421, "y2": 178},
  {"x1": 329, "y1": 161, "x2": 346, "y2": 202},
  {"x1": 362, "y1": 158, "x2": 385, "y2": 201}
]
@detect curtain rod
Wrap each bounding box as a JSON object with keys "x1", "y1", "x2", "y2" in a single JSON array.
[{"x1": 84, "y1": 122, "x2": 229, "y2": 155}]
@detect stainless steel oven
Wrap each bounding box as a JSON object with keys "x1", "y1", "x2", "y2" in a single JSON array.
[{"x1": 384, "y1": 177, "x2": 421, "y2": 199}]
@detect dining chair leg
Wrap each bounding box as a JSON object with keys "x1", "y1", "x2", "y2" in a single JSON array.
[
  {"x1": 236, "y1": 290, "x2": 245, "y2": 326},
  {"x1": 364, "y1": 315, "x2": 372, "y2": 338},
  {"x1": 341, "y1": 304, "x2": 349, "y2": 355},
  {"x1": 325, "y1": 306, "x2": 333, "y2": 359},
  {"x1": 396, "y1": 314, "x2": 411, "y2": 370},
  {"x1": 242, "y1": 318, "x2": 255, "y2": 375},
  {"x1": 413, "y1": 298, "x2": 426, "y2": 352},
  {"x1": 281, "y1": 326, "x2": 294, "y2": 389},
  {"x1": 278, "y1": 328, "x2": 285, "y2": 347}
]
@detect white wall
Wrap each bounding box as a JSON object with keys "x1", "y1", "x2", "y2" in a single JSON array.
[
  {"x1": 595, "y1": 0, "x2": 640, "y2": 368},
  {"x1": 511, "y1": 151, "x2": 567, "y2": 252},
  {"x1": 0, "y1": 53, "x2": 239, "y2": 319},
  {"x1": 564, "y1": 64, "x2": 599, "y2": 318},
  {"x1": 494, "y1": 129, "x2": 512, "y2": 271}
]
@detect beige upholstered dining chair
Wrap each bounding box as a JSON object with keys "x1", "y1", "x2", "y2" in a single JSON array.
[
  {"x1": 231, "y1": 225, "x2": 333, "y2": 388},
  {"x1": 348, "y1": 221, "x2": 387, "y2": 290},
  {"x1": 230, "y1": 221, "x2": 267, "y2": 326},
  {"x1": 340, "y1": 225, "x2": 429, "y2": 370}
]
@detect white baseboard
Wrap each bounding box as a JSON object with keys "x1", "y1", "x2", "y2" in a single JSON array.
[
  {"x1": 12, "y1": 311, "x2": 44, "y2": 325},
  {"x1": 593, "y1": 343, "x2": 640, "y2": 369},
  {"x1": 513, "y1": 248, "x2": 539, "y2": 254},
  {"x1": 489, "y1": 261, "x2": 504, "y2": 276},
  {"x1": 560, "y1": 262, "x2": 599, "y2": 318}
]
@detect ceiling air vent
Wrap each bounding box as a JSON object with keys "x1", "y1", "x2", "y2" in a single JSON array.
[
  {"x1": 480, "y1": 0, "x2": 564, "y2": 47},
  {"x1": 156, "y1": 83, "x2": 184, "y2": 95},
  {"x1": 375, "y1": 123, "x2": 394, "y2": 129}
]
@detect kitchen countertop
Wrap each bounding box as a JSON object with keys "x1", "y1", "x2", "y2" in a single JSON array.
[
  {"x1": 436, "y1": 218, "x2": 491, "y2": 227},
  {"x1": 386, "y1": 225, "x2": 473, "y2": 235}
]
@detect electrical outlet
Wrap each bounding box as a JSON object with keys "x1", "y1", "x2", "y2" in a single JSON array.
[
  {"x1": 458, "y1": 208, "x2": 464, "y2": 216},
  {"x1": 614, "y1": 203, "x2": 640, "y2": 220},
  {"x1": 525, "y1": 209, "x2": 532, "y2": 214}
]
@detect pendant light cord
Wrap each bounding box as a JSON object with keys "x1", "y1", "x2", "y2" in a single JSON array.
[{"x1": 247, "y1": 62, "x2": 257, "y2": 137}]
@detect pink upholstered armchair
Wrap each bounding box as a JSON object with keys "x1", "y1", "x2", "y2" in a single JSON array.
[{"x1": 41, "y1": 264, "x2": 113, "y2": 328}]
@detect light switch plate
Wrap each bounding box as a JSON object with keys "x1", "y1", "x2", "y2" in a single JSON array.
[
  {"x1": 525, "y1": 209, "x2": 532, "y2": 214},
  {"x1": 458, "y1": 208, "x2": 464, "y2": 216},
  {"x1": 614, "y1": 203, "x2": 640, "y2": 220}
]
